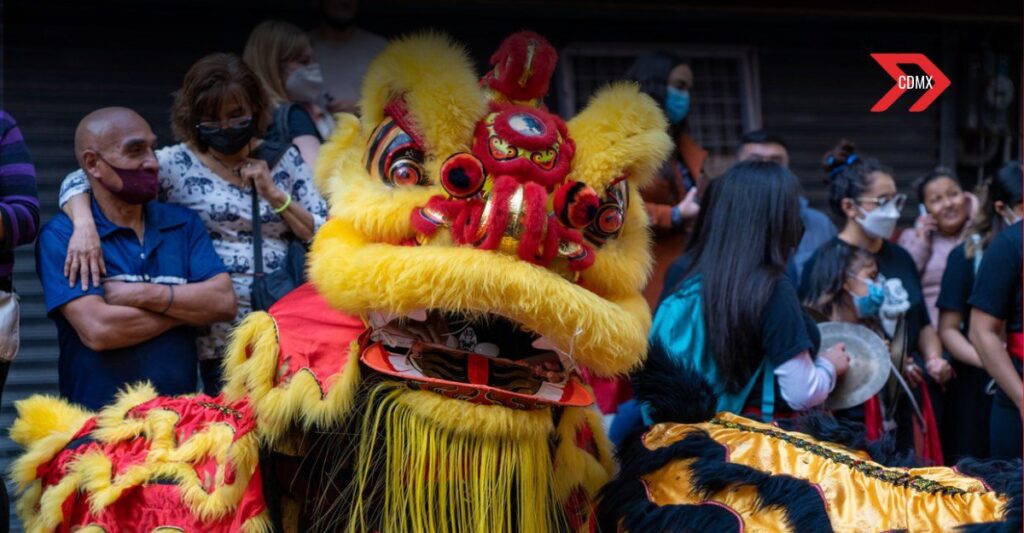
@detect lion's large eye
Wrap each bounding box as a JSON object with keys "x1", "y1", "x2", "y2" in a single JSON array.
[
  {"x1": 366, "y1": 117, "x2": 429, "y2": 187},
  {"x1": 386, "y1": 147, "x2": 426, "y2": 186},
  {"x1": 584, "y1": 179, "x2": 630, "y2": 246}
]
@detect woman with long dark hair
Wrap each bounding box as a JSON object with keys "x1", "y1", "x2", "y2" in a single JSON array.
[{"x1": 643, "y1": 160, "x2": 849, "y2": 422}]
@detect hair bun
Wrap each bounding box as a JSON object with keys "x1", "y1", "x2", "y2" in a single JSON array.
[{"x1": 823, "y1": 139, "x2": 859, "y2": 179}]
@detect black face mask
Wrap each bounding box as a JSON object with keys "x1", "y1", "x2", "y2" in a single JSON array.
[{"x1": 197, "y1": 119, "x2": 255, "y2": 155}]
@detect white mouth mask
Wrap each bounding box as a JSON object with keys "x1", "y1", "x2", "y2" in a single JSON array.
[
  {"x1": 1001, "y1": 208, "x2": 1022, "y2": 226},
  {"x1": 285, "y1": 63, "x2": 324, "y2": 104},
  {"x1": 856, "y1": 195, "x2": 904, "y2": 239}
]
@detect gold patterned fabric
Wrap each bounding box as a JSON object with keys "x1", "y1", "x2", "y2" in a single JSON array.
[{"x1": 640, "y1": 413, "x2": 1007, "y2": 532}]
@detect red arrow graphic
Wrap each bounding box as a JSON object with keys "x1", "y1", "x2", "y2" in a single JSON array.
[{"x1": 870, "y1": 53, "x2": 951, "y2": 112}]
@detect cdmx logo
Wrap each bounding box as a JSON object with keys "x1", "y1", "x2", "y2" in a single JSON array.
[{"x1": 870, "y1": 53, "x2": 951, "y2": 112}]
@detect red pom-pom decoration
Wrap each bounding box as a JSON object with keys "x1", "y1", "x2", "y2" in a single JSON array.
[
  {"x1": 553, "y1": 181, "x2": 600, "y2": 229},
  {"x1": 440, "y1": 152, "x2": 486, "y2": 199},
  {"x1": 482, "y1": 31, "x2": 558, "y2": 102}
]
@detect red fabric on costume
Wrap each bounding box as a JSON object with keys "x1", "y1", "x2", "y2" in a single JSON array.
[
  {"x1": 1008, "y1": 332, "x2": 1023, "y2": 361},
  {"x1": 268, "y1": 282, "x2": 366, "y2": 387},
  {"x1": 60, "y1": 473, "x2": 266, "y2": 532},
  {"x1": 912, "y1": 387, "x2": 945, "y2": 466},
  {"x1": 582, "y1": 371, "x2": 633, "y2": 415},
  {"x1": 864, "y1": 395, "x2": 883, "y2": 441}
]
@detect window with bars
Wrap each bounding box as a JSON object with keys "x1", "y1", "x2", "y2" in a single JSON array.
[{"x1": 556, "y1": 44, "x2": 762, "y2": 177}]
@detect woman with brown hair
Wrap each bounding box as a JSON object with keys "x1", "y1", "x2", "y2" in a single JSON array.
[
  {"x1": 244, "y1": 19, "x2": 332, "y2": 169},
  {"x1": 57, "y1": 53, "x2": 329, "y2": 394}
]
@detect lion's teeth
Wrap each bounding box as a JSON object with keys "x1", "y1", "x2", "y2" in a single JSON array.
[
  {"x1": 474, "y1": 342, "x2": 499, "y2": 357},
  {"x1": 405, "y1": 309, "x2": 428, "y2": 322},
  {"x1": 531, "y1": 336, "x2": 557, "y2": 351},
  {"x1": 369, "y1": 310, "x2": 396, "y2": 329}
]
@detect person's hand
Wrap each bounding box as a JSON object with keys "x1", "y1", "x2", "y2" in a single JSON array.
[
  {"x1": 924, "y1": 356, "x2": 954, "y2": 385},
  {"x1": 821, "y1": 342, "x2": 850, "y2": 377},
  {"x1": 674, "y1": 188, "x2": 700, "y2": 221},
  {"x1": 903, "y1": 361, "x2": 925, "y2": 387},
  {"x1": 65, "y1": 223, "x2": 105, "y2": 290},
  {"x1": 239, "y1": 159, "x2": 286, "y2": 206},
  {"x1": 914, "y1": 213, "x2": 937, "y2": 241}
]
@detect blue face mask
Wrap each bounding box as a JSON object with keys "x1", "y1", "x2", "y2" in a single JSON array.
[
  {"x1": 850, "y1": 279, "x2": 885, "y2": 318},
  {"x1": 664, "y1": 86, "x2": 690, "y2": 125}
]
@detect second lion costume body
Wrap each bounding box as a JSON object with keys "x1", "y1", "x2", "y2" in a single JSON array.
[{"x1": 8, "y1": 30, "x2": 1020, "y2": 533}]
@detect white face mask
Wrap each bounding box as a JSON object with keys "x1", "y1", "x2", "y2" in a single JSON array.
[
  {"x1": 856, "y1": 195, "x2": 904, "y2": 239},
  {"x1": 285, "y1": 63, "x2": 323, "y2": 104},
  {"x1": 1001, "y1": 207, "x2": 1022, "y2": 226}
]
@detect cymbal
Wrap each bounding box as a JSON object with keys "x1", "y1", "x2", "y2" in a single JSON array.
[{"x1": 818, "y1": 321, "x2": 891, "y2": 411}]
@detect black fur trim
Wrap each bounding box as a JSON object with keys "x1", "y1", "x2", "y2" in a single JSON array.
[
  {"x1": 631, "y1": 342, "x2": 716, "y2": 425},
  {"x1": 783, "y1": 411, "x2": 920, "y2": 468},
  {"x1": 598, "y1": 430, "x2": 832, "y2": 533},
  {"x1": 614, "y1": 481, "x2": 745, "y2": 533},
  {"x1": 954, "y1": 458, "x2": 1023, "y2": 533}
]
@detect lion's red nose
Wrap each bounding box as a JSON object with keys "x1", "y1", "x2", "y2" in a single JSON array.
[{"x1": 412, "y1": 174, "x2": 595, "y2": 272}]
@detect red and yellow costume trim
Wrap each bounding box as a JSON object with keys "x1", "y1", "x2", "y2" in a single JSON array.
[{"x1": 9, "y1": 386, "x2": 268, "y2": 533}]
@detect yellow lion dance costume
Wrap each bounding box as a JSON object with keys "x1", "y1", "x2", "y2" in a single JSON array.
[{"x1": 8, "y1": 30, "x2": 1019, "y2": 533}]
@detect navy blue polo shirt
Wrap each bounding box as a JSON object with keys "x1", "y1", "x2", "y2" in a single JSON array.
[{"x1": 36, "y1": 198, "x2": 227, "y2": 410}]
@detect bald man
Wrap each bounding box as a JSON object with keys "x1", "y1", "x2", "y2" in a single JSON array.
[{"x1": 36, "y1": 107, "x2": 236, "y2": 410}]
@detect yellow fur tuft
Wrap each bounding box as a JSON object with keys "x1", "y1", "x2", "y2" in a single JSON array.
[
  {"x1": 13, "y1": 383, "x2": 263, "y2": 530},
  {"x1": 8, "y1": 395, "x2": 93, "y2": 501},
  {"x1": 568, "y1": 82, "x2": 674, "y2": 192},
  {"x1": 392, "y1": 390, "x2": 553, "y2": 440},
  {"x1": 313, "y1": 112, "x2": 361, "y2": 197},
  {"x1": 552, "y1": 407, "x2": 615, "y2": 501},
  {"x1": 9, "y1": 395, "x2": 92, "y2": 448},
  {"x1": 358, "y1": 31, "x2": 486, "y2": 157}
]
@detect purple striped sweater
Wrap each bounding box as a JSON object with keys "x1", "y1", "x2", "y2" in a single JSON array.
[{"x1": 0, "y1": 111, "x2": 41, "y2": 279}]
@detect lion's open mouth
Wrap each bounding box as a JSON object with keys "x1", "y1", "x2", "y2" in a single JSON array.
[{"x1": 361, "y1": 309, "x2": 592, "y2": 407}]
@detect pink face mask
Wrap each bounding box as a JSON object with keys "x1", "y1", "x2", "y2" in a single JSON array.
[{"x1": 98, "y1": 156, "x2": 159, "y2": 205}]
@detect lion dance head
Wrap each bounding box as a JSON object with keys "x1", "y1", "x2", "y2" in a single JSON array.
[{"x1": 285, "y1": 30, "x2": 671, "y2": 532}]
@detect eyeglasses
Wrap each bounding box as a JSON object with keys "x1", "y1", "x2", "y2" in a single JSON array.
[
  {"x1": 196, "y1": 115, "x2": 252, "y2": 133},
  {"x1": 856, "y1": 193, "x2": 906, "y2": 211}
]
